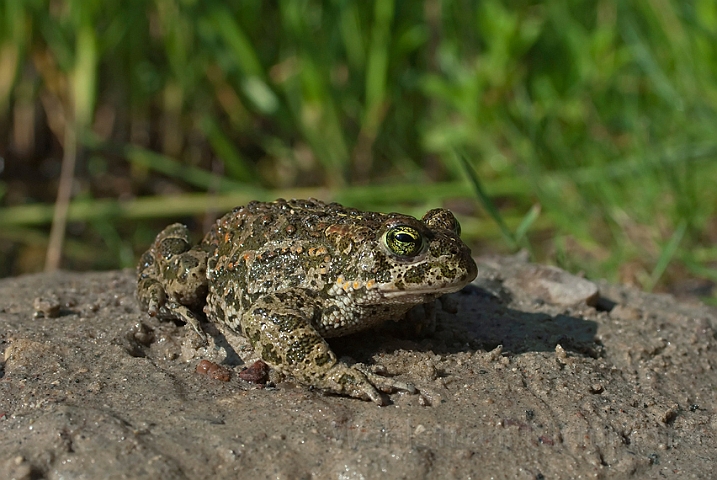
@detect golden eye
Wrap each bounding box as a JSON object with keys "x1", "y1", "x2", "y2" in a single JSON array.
[{"x1": 384, "y1": 226, "x2": 423, "y2": 257}]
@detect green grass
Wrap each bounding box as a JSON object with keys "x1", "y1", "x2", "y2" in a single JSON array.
[{"x1": 0, "y1": 0, "x2": 715, "y2": 300}]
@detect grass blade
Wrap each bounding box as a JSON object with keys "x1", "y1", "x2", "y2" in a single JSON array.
[
  {"x1": 515, "y1": 203, "x2": 541, "y2": 246},
  {"x1": 646, "y1": 219, "x2": 687, "y2": 291},
  {"x1": 456, "y1": 150, "x2": 517, "y2": 249}
]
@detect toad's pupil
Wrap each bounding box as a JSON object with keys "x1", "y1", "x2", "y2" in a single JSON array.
[{"x1": 395, "y1": 232, "x2": 415, "y2": 243}]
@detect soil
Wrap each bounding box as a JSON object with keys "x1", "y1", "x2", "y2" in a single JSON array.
[{"x1": 1, "y1": 254, "x2": 716, "y2": 479}]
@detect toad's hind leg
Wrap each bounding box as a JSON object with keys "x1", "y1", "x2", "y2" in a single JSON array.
[
  {"x1": 240, "y1": 293, "x2": 414, "y2": 405},
  {"x1": 136, "y1": 223, "x2": 208, "y2": 341}
]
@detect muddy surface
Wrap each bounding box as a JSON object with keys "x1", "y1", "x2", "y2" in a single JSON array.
[{"x1": 1, "y1": 254, "x2": 716, "y2": 479}]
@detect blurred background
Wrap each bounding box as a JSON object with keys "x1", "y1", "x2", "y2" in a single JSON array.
[{"x1": 0, "y1": 0, "x2": 715, "y2": 303}]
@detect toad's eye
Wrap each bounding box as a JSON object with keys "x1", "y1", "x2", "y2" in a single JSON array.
[{"x1": 384, "y1": 226, "x2": 423, "y2": 257}]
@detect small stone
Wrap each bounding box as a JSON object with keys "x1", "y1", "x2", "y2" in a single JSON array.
[
  {"x1": 196, "y1": 360, "x2": 232, "y2": 382},
  {"x1": 131, "y1": 322, "x2": 155, "y2": 346},
  {"x1": 610, "y1": 305, "x2": 643, "y2": 321},
  {"x1": 239, "y1": 360, "x2": 270, "y2": 384},
  {"x1": 555, "y1": 344, "x2": 567, "y2": 360},
  {"x1": 33, "y1": 294, "x2": 61, "y2": 318},
  {"x1": 485, "y1": 345, "x2": 503, "y2": 362},
  {"x1": 589, "y1": 384, "x2": 604, "y2": 394},
  {"x1": 196, "y1": 359, "x2": 213, "y2": 375}
]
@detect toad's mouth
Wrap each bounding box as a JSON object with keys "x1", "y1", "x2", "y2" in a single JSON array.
[{"x1": 378, "y1": 282, "x2": 468, "y2": 299}]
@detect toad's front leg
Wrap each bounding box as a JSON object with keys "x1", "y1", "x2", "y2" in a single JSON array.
[{"x1": 240, "y1": 292, "x2": 411, "y2": 405}]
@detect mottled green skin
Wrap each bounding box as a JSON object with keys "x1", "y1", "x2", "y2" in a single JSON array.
[{"x1": 137, "y1": 198, "x2": 477, "y2": 404}]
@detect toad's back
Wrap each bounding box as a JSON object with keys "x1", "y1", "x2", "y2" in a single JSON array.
[{"x1": 202, "y1": 198, "x2": 476, "y2": 338}]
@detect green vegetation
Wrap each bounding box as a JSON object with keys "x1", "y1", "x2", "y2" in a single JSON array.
[{"x1": 0, "y1": 0, "x2": 716, "y2": 301}]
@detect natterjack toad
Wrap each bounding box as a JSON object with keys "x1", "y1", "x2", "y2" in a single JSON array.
[{"x1": 136, "y1": 199, "x2": 477, "y2": 404}]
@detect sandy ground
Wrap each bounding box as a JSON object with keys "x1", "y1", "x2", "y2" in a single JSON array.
[{"x1": 1, "y1": 254, "x2": 716, "y2": 479}]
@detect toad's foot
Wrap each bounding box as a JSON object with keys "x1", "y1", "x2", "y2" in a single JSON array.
[
  {"x1": 316, "y1": 362, "x2": 418, "y2": 405},
  {"x1": 352, "y1": 363, "x2": 417, "y2": 395}
]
